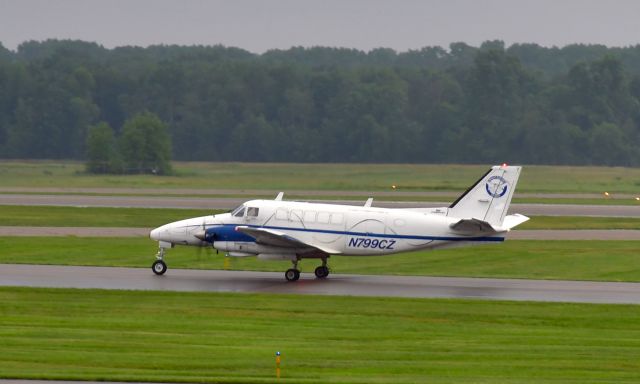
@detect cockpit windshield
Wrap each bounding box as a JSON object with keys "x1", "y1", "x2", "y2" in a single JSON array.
[{"x1": 231, "y1": 205, "x2": 246, "y2": 217}]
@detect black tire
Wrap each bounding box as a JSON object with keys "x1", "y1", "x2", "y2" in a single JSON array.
[
  {"x1": 314, "y1": 266, "x2": 329, "y2": 279},
  {"x1": 285, "y1": 268, "x2": 300, "y2": 282},
  {"x1": 152, "y1": 260, "x2": 167, "y2": 275}
]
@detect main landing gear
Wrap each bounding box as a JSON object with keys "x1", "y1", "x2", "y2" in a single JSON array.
[
  {"x1": 314, "y1": 265, "x2": 329, "y2": 279},
  {"x1": 285, "y1": 256, "x2": 301, "y2": 282},
  {"x1": 285, "y1": 257, "x2": 330, "y2": 282},
  {"x1": 152, "y1": 246, "x2": 168, "y2": 275},
  {"x1": 285, "y1": 268, "x2": 300, "y2": 282},
  {"x1": 314, "y1": 257, "x2": 330, "y2": 279}
]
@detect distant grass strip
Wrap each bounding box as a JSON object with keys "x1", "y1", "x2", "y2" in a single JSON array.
[
  {"x1": 4, "y1": 160, "x2": 640, "y2": 194},
  {"x1": 1, "y1": 237, "x2": 639, "y2": 282},
  {"x1": 2, "y1": 205, "x2": 640, "y2": 229},
  {"x1": 0, "y1": 287, "x2": 639, "y2": 383},
  {"x1": 0, "y1": 205, "x2": 225, "y2": 228},
  {"x1": 4, "y1": 190, "x2": 640, "y2": 205}
]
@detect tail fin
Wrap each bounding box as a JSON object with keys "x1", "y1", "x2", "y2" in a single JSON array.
[{"x1": 448, "y1": 165, "x2": 522, "y2": 227}]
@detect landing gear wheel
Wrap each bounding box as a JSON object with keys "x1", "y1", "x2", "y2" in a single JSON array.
[
  {"x1": 285, "y1": 268, "x2": 300, "y2": 282},
  {"x1": 152, "y1": 260, "x2": 167, "y2": 275},
  {"x1": 314, "y1": 266, "x2": 329, "y2": 279}
]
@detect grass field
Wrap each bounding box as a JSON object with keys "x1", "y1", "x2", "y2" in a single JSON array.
[
  {"x1": 2, "y1": 237, "x2": 639, "y2": 282},
  {"x1": 0, "y1": 205, "x2": 221, "y2": 228},
  {"x1": 2, "y1": 160, "x2": 640, "y2": 194},
  {"x1": 2, "y1": 205, "x2": 640, "y2": 229},
  {"x1": 0, "y1": 287, "x2": 638, "y2": 383},
  {"x1": 3, "y1": 160, "x2": 638, "y2": 384},
  {"x1": 3, "y1": 190, "x2": 640, "y2": 205}
]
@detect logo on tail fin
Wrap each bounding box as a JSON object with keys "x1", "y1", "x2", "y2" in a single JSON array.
[{"x1": 486, "y1": 176, "x2": 508, "y2": 198}]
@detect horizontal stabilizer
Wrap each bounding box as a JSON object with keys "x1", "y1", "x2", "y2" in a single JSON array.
[
  {"x1": 498, "y1": 214, "x2": 530, "y2": 231},
  {"x1": 449, "y1": 218, "x2": 497, "y2": 235},
  {"x1": 450, "y1": 214, "x2": 530, "y2": 235}
]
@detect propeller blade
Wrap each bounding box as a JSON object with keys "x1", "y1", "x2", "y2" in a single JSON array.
[{"x1": 194, "y1": 218, "x2": 207, "y2": 241}]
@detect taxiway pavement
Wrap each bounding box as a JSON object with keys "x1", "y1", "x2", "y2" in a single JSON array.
[
  {"x1": 1, "y1": 264, "x2": 638, "y2": 304},
  {"x1": 1, "y1": 193, "x2": 639, "y2": 217}
]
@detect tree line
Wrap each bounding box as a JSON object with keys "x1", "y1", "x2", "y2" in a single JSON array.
[{"x1": 0, "y1": 39, "x2": 639, "y2": 166}]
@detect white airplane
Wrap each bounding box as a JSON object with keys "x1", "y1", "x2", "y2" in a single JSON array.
[{"x1": 149, "y1": 165, "x2": 529, "y2": 281}]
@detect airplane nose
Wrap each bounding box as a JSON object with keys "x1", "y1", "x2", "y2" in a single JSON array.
[{"x1": 150, "y1": 227, "x2": 162, "y2": 241}]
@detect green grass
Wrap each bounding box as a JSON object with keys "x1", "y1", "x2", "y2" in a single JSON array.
[
  {"x1": 2, "y1": 205, "x2": 640, "y2": 229},
  {"x1": 4, "y1": 190, "x2": 640, "y2": 205},
  {"x1": 0, "y1": 287, "x2": 639, "y2": 383},
  {"x1": 2, "y1": 237, "x2": 639, "y2": 282},
  {"x1": 0, "y1": 205, "x2": 225, "y2": 228},
  {"x1": 3, "y1": 160, "x2": 640, "y2": 194}
]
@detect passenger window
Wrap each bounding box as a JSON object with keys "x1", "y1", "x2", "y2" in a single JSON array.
[
  {"x1": 303, "y1": 211, "x2": 317, "y2": 223},
  {"x1": 233, "y1": 207, "x2": 245, "y2": 217},
  {"x1": 247, "y1": 207, "x2": 259, "y2": 217},
  {"x1": 317, "y1": 212, "x2": 330, "y2": 224},
  {"x1": 275, "y1": 209, "x2": 288, "y2": 220},
  {"x1": 289, "y1": 209, "x2": 303, "y2": 221},
  {"x1": 330, "y1": 213, "x2": 344, "y2": 224}
]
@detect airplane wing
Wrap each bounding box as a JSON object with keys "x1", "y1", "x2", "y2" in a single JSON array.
[{"x1": 234, "y1": 226, "x2": 339, "y2": 255}]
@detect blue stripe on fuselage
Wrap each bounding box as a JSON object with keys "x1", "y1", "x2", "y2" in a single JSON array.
[{"x1": 204, "y1": 223, "x2": 504, "y2": 243}]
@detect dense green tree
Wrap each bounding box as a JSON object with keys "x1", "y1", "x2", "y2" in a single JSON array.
[
  {"x1": 85, "y1": 122, "x2": 121, "y2": 173},
  {"x1": 119, "y1": 112, "x2": 172, "y2": 174},
  {"x1": 1, "y1": 39, "x2": 640, "y2": 166}
]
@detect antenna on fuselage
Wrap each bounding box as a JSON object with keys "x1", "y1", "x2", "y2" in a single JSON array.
[
  {"x1": 364, "y1": 197, "x2": 373, "y2": 207},
  {"x1": 275, "y1": 192, "x2": 284, "y2": 201}
]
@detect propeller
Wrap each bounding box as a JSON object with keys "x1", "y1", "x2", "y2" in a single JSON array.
[
  {"x1": 195, "y1": 218, "x2": 218, "y2": 259},
  {"x1": 194, "y1": 218, "x2": 207, "y2": 241}
]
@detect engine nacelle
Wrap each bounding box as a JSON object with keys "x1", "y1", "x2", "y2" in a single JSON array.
[
  {"x1": 227, "y1": 252, "x2": 254, "y2": 257},
  {"x1": 214, "y1": 241, "x2": 257, "y2": 253},
  {"x1": 257, "y1": 254, "x2": 297, "y2": 261}
]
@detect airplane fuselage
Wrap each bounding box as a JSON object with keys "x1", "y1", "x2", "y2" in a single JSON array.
[
  {"x1": 149, "y1": 165, "x2": 526, "y2": 281},
  {"x1": 150, "y1": 199, "x2": 505, "y2": 258}
]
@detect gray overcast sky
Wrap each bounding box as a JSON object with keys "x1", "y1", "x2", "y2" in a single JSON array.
[{"x1": 1, "y1": 0, "x2": 640, "y2": 53}]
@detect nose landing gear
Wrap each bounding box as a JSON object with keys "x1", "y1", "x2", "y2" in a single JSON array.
[
  {"x1": 152, "y1": 246, "x2": 168, "y2": 275},
  {"x1": 152, "y1": 259, "x2": 167, "y2": 275}
]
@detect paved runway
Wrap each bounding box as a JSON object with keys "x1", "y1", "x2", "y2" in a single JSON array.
[
  {"x1": 1, "y1": 264, "x2": 639, "y2": 304},
  {"x1": 1, "y1": 193, "x2": 639, "y2": 217},
  {"x1": 2, "y1": 226, "x2": 640, "y2": 240}
]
